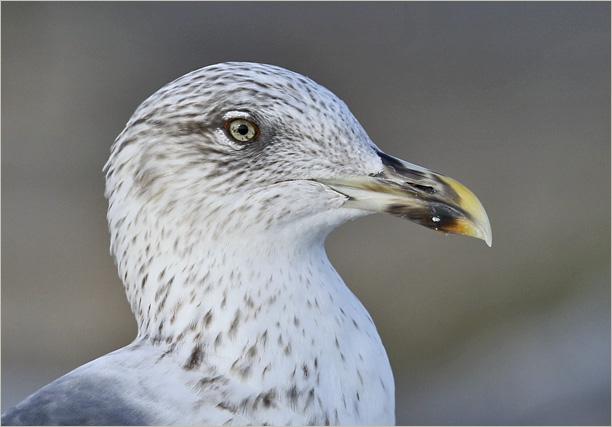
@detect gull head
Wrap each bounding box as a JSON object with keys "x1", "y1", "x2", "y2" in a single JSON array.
[{"x1": 105, "y1": 62, "x2": 491, "y2": 251}]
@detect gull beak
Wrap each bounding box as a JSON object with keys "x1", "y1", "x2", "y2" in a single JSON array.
[{"x1": 319, "y1": 150, "x2": 492, "y2": 246}]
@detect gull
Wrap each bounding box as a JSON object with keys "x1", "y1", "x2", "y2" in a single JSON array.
[{"x1": 2, "y1": 62, "x2": 491, "y2": 426}]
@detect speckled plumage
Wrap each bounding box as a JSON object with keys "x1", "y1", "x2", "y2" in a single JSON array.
[{"x1": 3, "y1": 62, "x2": 491, "y2": 426}]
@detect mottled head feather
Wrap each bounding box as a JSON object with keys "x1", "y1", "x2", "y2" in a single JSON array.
[{"x1": 104, "y1": 63, "x2": 386, "y2": 332}]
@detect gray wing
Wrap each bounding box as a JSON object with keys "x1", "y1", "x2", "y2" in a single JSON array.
[{"x1": 1, "y1": 374, "x2": 151, "y2": 426}]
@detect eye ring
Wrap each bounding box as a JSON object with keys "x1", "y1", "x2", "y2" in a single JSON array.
[{"x1": 224, "y1": 118, "x2": 260, "y2": 143}]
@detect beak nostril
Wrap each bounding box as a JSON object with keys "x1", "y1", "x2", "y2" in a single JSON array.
[{"x1": 410, "y1": 183, "x2": 436, "y2": 195}]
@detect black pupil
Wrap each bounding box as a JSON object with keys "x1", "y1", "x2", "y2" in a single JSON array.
[{"x1": 237, "y1": 124, "x2": 249, "y2": 136}]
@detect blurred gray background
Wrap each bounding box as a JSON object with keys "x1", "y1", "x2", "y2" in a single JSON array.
[{"x1": 2, "y1": 2, "x2": 610, "y2": 425}]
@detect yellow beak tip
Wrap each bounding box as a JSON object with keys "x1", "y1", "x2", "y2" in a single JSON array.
[{"x1": 440, "y1": 175, "x2": 492, "y2": 247}]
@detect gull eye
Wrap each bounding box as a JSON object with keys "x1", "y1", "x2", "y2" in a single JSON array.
[{"x1": 224, "y1": 118, "x2": 260, "y2": 143}]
